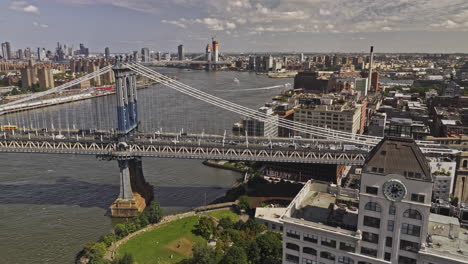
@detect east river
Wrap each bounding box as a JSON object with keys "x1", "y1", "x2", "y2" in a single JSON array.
[{"x1": 0, "y1": 68, "x2": 291, "y2": 263}]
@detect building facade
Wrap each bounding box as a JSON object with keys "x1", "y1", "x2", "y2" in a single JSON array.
[
  {"x1": 294, "y1": 97, "x2": 362, "y2": 137},
  {"x1": 280, "y1": 137, "x2": 468, "y2": 264}
]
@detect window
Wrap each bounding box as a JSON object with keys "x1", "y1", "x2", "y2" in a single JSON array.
[
  {"x1": 378, "y1": 168, "x2": 384, "y2": 173},
  {"x1": 401, "y1": 223, "x2": 421, "y2": 237},
  {"x1": 338, "y1": 256, "x2": 354, "y2": 264},
  {"x1": 286, "y1": 254, "x2": 299, "y2": 264},
  {"x1": 398, "y1": 256, "x2": 417, "y2": 264},
  {"x1": 385, "y1": 237, "x2": 393, "y2": 247},
  {"x1": 286, "y1": 242, "x2": 300, "y2": 251},
  {"x1": 411, "y1": 194, "x2": 425, "y2": 203},
  {"x1": 362, "y1": 232, "x2": 379, "y2": 244},
  {"x1": 388, "y1": 220, "x2": 394, "y2": 231},
  {"x1": 364, "y1": 202, "x2": 381, "y2": 212},
  {"x1": 384, "y1": 252, "x2": 391, "y2": 261},
  {"x1": 287, "y1": 230, "x2": 301, "y2": 239},
  {"x1": 403, "y1": 209, "x2": 422, "y2": 220},
  {"x1": 321, "y1": 237, "x2": 337, "y2": 248},
  {"x1": 320, "y1": 251, "x2": 335, "y2": 261},
  {"x1": 302, "y1": 258, "x2": 317, "y2": 264},
  {"x1": 271, "y1": 224, "x2": 276, "y2": 230},
  {"x1": 366, "y1": 186, "x2": 378, "y2": 195},
  {"x1": 303, "y1": 247, "x2": 317, "y2": 256},
  {"x1": 389, "y1": 205, "x2": 396, "y2": 215},
  {"x1": 304, "y1": 234, "x2": 318, "y2": 243},
  {"x1": 400, "y1": 240, "x2": 420, "y2": 253},
  {"x1": 363, "y1": 216, "x2": 381, "y2": 228},
  {"x1": 339, "y1": 242, "x2": 355, "y2": 252},
  {"x1": 360, "y1": 247, "x2": 377, "y2": 257}
]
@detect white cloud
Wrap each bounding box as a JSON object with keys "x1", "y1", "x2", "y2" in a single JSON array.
[
  {"x1": 9, "y1": 1, "x2": 40, "y2": 14},
  {"x1": 161, "y1": 19, "x2": 187, "y2": 28},
  {"x1": 32, "y1": 21, "x2": 49, "y2": 28}
]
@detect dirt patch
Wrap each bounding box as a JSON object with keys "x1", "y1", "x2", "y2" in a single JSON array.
[{"x1": 164, "y1": 237, "x2": 194, "y2": 257}]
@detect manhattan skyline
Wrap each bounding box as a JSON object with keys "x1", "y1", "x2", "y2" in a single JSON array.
[{"x1": 1, "y1": 0, "x2": 468, "y2": 53}]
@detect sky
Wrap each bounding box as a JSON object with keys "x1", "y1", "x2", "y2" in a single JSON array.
[{"x1": 1, "y1": 0, "x2": 468, "y2": 54}]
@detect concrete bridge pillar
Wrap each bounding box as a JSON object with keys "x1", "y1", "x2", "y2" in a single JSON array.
[{"x1": 110, "y1": 157, "x2": 154, "y2": 217}]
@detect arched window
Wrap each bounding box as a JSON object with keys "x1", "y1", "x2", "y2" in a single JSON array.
[
  {"x1": 339, "y1": 256, "x2": 355, "y2": 264},
  {"x1": 364, "y1": 202, "x2": 381, "y2": 212},
  {"x1": 320, "y1": 251, "x2": 335, "y2": 261},
  {"x1": 403, "y1": 209, "x2": 422, "y2": 220},
  {"x1": 303, "y1": 247, "x2": 317, "y2": 256},
  {"x1": 286, "y1": 242, "x2": 300, "y2": 251}
]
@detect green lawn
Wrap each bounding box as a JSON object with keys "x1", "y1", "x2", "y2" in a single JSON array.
[
  {"x1": 116, "y1": 216, "x2": 205, "y2": 264},
  {"x1": 116, "y1": 210, "x2": 240, "y2": 264},
  {"x1": 204, "y1": 209, "x2": 239, "y2": 222}
]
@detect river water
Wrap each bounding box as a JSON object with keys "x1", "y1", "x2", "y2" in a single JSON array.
[{"x1": 0, "y1": 68, "x2": 291, "y2": 263}]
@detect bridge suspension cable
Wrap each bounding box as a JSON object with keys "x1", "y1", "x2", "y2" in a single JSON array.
[
  {"x1": 125, "y1": 63, "x2": 381, "y2": 146},
  {"x1": 127, "y1": 63, "x2": 443, "y2": 149},
  {"x1": 0, "y1": 65, "x2": 113, "y2": 111}
]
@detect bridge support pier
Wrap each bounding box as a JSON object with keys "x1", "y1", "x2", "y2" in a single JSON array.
[{"x1": 110, "y1": 157, "x2": 154, "y2": 217}]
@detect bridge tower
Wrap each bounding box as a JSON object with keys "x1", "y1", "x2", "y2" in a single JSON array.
[{"x1": 109, "y1": 57, "x2": 153, "y2": 217}]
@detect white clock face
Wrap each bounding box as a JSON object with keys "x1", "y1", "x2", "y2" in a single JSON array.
[{"x1": 383, "y1": 180, "x2": 407, "y2": 201}]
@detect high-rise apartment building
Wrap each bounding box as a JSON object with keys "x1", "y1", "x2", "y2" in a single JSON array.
[
  {"x1": 212, "y1": 39, "x2": 219, "y2": 62},
  {"x1": 38, "y1": 67, "x2": 54, "y2": 89},
  {"x1": 105, "y1": 47, "x2": 110, "y2": 61},
  {"x1": 206, "y1": 44, "x2": 212, "y2": 62},
  {"x1": 141, "y1": 48, "x2": 150, "y2": 62},
  {"x1": 18, "y1": 49, "x2": 23, "y2": 60},
  {"x1": 177, "y1": 44, "x2": 184, "y2": 61}
]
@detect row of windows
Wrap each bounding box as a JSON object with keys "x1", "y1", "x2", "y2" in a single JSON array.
[
  {"x1": 365, "y1": 187, "x2": 426, "y2": 204},
  {"x1": 364, "y1": 202, "x2": 423, "y2": 220},
  {"x1": 286, "y1": 230, "x2": 356, "y2": 252},
  {"x1": 363, "y1": 216, "x2": 421, "y2": 237}
]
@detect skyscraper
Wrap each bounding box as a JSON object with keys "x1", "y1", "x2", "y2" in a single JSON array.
[
  {"x1": 156, "y1": 51, "x2": 161, "y2": 61},
  {"x1": 212, "y1": 39, "x2": 219, "y2": 62},
  {"x1": 18, "y1": 49, "x2": 23, "y2": 60},
  {"x1": 205, "y1": 44, "x2": 212, "y2": 62},
  {"x1": 300, "y1": 53, "x2": 304, "y2": 63},
  {"x1": 105, "y1": 47, "x2": 110, "y2": 61},
  {"x1": 177, "y1": 44, "x2": 184, "y2": 61},
  {"x1": 38, "y1": 67, "x2": 54, "y2": 89},
  {"x1": 141, "y1": 48, "x2": 150, "y2": 62},
  {"x1": 1, "y1": 43, "x2": 7, "y2": 60}
]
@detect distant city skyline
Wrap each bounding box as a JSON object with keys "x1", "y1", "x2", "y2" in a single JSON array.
[{"x1": 1, "y1": 0, "x2": 468, "y2": 53}]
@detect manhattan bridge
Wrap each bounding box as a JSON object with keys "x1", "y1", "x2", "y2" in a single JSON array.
[{"x1": 0, "y1": 58, "x2": 455, "y2": 217}]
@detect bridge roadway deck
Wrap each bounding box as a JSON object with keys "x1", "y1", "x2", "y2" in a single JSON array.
[{"x1": 0, "y1": 134, "x2": 367, "y2": 165}]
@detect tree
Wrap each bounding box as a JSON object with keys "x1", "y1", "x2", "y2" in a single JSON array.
[
  {"x1": 99, "y1": 234, "x2": 117, "y2": 247},
  {"x1": 134, "y1": 213, "x2": 150, "y2": 229},
  {"x1": 244, "y1": 240, "x2": 262, "y2": 264},
  {"x1": 112, "y1": 253, "x2": 134, "y2": 264},
  {"x1": 193, "y1": 217, "x2": 216, "y2": 240},
  {"x1": 114, "y1": 224, "x2": 129, "y2": 238},
  {"x1": 238, "y1": 195, "x2": 250, "y2": 211},
  {"x1": 242, "y1": 219, "x2": 266, "y2": 236},
  {"x1": 451, "y1": 196, "x2": 459, "y2": 207},
  {"x1": 180, "y1": 244, "x2": 222, "y2": 264},
  {"x1": 221, "y1": 246, "x2": 248, "y2": 264},
  {"x1": 256, "y1": 232, "x2": 282, "y2": 264},
  {"x1": 218, "y1": 217, "x2": 234, "y2": 230},
  {"x1": 145, "y1": 201, "x2": 163, "y2": 224}
]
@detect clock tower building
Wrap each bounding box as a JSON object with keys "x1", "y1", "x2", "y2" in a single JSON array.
[{"x1": 358, "y1": 137, "x2": 433, "y2": 264}]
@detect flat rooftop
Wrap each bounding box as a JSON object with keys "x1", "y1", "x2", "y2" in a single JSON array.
[
  {"x1": 282, "y1": 181, "x2": 359, "y2": 235},
  {"x1": 425, "y1": 230, "x2": 468, "y2": 262},
  {"x1": 255, "y1": 208, "x2": 287, "y2": 223}
]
